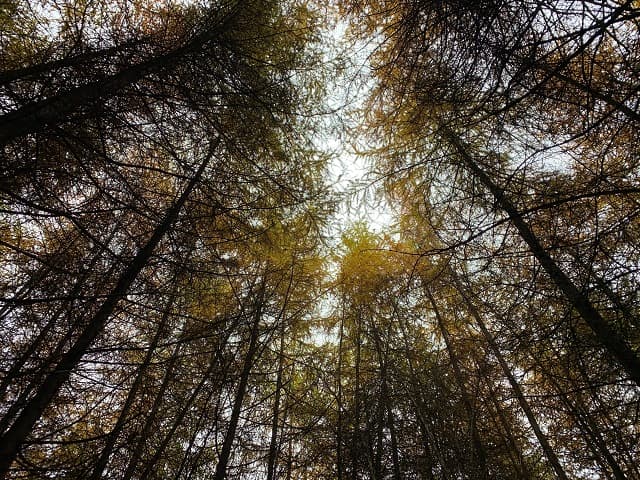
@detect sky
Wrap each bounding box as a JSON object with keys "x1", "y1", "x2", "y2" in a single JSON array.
[{"x1": 316, "y1": 17, "x2": 395, "y2": 238}]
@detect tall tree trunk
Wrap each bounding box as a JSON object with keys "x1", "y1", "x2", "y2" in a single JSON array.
[
  {"x1": 0, "y1": 224, "x2": 120, "y2": 409},
  {"x1": 424, "y1": 287, "x2": 489, "y2": 479},
  {"x1": 0, "y1": 39, "x2": 148, "y2": 86},
  {"x1": 396, "y1": 304, "x2": 438, "y2": 480},
  {"x1": 121, "y1": 340, "x2": 183, "y2": 480},
  {"x1": 559, "y1": 384, "x2": 626, "y2": 480},
  {"x1": 336, "y1": 302, "x2": 345, "y2": 480},
  {"x1": 89, "y1": 293, "x2": 177, "y2": 480},
  {"x1": 213, "y1": 289, "x2": 263, "y2": 480},
  {"x1": 0, "y1": 260, "x2": 116, "y2": 433},
  {"x1": 174, "y1": 379, "x2": 219, "y2": 480},
  {"x1": 286, "y1": 435, "x2": 293, "y2": 480},
  {"x1": 572, "y1": 352, "x2": 640, "y2": 477},
  {"x1": 351, "y1": 310, "x2": 362, "y2": 480},
  {"x1": 0, "y1": 148, "x2": 213, "y2": 478},
  {"x1": 135, "y1": 340, "x2": 227, "y2": 480},
  {"x1": 386, "y1": 387, "x2": 401, "y2": 480},
  {"x1": 0, "y1": 5, "x2": 242, "y2": 145},
  {"x1": 539, "y1": 345, "x2": 628, "y2": 480},
  {"x1": 451, "y1": 273, "x2": 570, "y2": 480},
  {"x1": 370, "y1": 325, "x2": 388, "y2": 480},
  {"x1": 172, "y1": 318, "x2": 242, "y2": 480},
  {"x1": 441, "y1": 125, "x2": 640, "y2": 386},
  {"x1": 475, "y1": 354, "x2": 532, "y2": 479},
  {"x1": 267, "y1": 321, "x2": 287, "y2": 480}
]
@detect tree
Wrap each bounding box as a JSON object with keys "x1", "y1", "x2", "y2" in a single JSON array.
[
  {"x1": 0, "y1": 0, "x2": 330, "y2": 477},
  {"x1": 336, "y1": 5, "x2": 640, "y2": 477},
  {"x1": 3, "y1": 1, "x2": 640, "y2": 478}
]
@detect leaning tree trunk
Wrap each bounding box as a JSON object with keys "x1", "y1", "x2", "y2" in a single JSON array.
[
  {"x1": 424, "y1": 287, "x2": 489, "y2": 479},
  {"x1": 441, "y1": 126, "x2": 640, "y2": 387},
  {"x1": 0, "y1": 147, "x2": 214, "y2": 478},
  {"x1": 89, "y1": 293, "x2": 177, "y2": 480},
  {"x1": 474, "y1": 353, "x2": 532, "y2": 479},
  {"x1": 0, "y1": 4, "x2": 243, "y2": 145},
  {"x1": 213, "y1": 288, "x2": 264, "y2": 480},
  {"x1": 267, "y1": 320, "x2": 287, "y2": 480},
  {"x1": 451, "y1": 273, "x2": 570, "y2": 480}
]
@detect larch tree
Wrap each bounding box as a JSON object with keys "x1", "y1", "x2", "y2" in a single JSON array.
[
  {"x1": 337, "y1": 0, "x2": 639, "y2": 477},
  {"x1": 2, "y1": 0, "x2": 640, "y2": 479},
  {"x1": 0, "y1": 0, "x2": 331, "y2": 477}
]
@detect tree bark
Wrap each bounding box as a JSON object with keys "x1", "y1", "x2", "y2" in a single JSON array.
[
  {"x1": 451, "y1": 272, "x2": 570, "y2": 480},
  {"x1": 0, "y1": 148, "x2": 213, "y2": 478},
  {"x1": 442, "y1": 125, "x2": 640, "y2": 387}
]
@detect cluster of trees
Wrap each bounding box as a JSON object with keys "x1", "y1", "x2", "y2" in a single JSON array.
[
  {"x1": 327, "y1": 0, "x2": 640, "y2": 478},
  {"x1": 0, "y1": 0, "x2": 334, "y2": 478},
  {"x1": 1, "y1": 0, "x2": 639, "y2": 478}
]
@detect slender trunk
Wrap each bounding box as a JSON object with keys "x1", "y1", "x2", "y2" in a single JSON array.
[
  {"x1": 387, "y1": 400, "x2": 401, "y2": 480},
  {"x1": 365, "y1": 430, "x2": 379, "y2": 480},
  {"x1": 484, "y1": 384, "x2": 530, "y2": 478},
  {"x1": 369, "y1": 321, "x2": 398, "y2": 480},
  {"x1": 442, "y1": 126, "x2": 640, "y2": 386},
  {"x1": 280, "y1": 364, "x2": 294, "y2": 480},
  {"x1": 213, "y1": 294, "x2": 263, "y2": 480},
  {"x1": 572, "y1": 353, "x2": 640, "y2": 477},
  {"x1": 121, "y1": 340, "x2": 183, "y2": 480},
  {"x1": 368, "y1": 346, "x2": 387, "y2": 479},
  {"x1": 478, "y1": 357, "x2": 532, "y2": 479},
  {"x1": 176, "y1": 320, "x2": 242, "y2": 480},
  {"x1": 336, "y1": 303, "x2": 345, "y2": 480},
  {"x1": 0, "y1": 39, "x2": 148, "y2": 86},
  {"x1": 416, "y1": 415, "x2": 436, "y2": 480},
  {"x1": 559, "y1": 386, "x2": 626, "y2": 480},
  {"x1": 396, "y1": 306, "x2": 437, "y2": 480},
  {"x1": 175, "y1": 381, "x2": 219, "y2": 480},
  {"x1": 351, "y1": 311, "x2": 362, "y2": 480},
  {"x1": 540, "y1": 345, "x2": 628, "y2": 480},
  {"x1": 89, "y1": 294, "x2": 176, "y2": 480},
  {"x1": 136, "y1": 343, "x2": 223, "y2": 480},
  {"x1": 374, "y1": 385, "x2": 385, "y2": 480},
  {"x1": 0, "y1": 227, "x2": 119, "y2": 407},
  {"x1": 286, "y1": 436, "x2": 293, "y2": 480},
  {"x1": 266, "y1": 322, "x2": 286, "y2": 480},
  {"x1": 0, "y1": 271, "x2": 106, "y2": 432},
  {"x1": 424, "y1": 287, "x2": 488, "y2": 479},
  {"x1": 0, "y1": 4, "x2": 242, "y2": 145},
  {"x1": 451, "y1": 273, "x2": 570, "y2": 480},
  {"x1": 0, "y1": 149, "x2": 213, "y2": 477}
]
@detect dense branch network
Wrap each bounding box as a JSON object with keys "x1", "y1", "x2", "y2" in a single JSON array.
[{"x1": 0, "y1": 0, "x2": 639, "y2": 479}]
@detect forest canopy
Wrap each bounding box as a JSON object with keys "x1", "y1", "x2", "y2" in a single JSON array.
[{"x1": 1, "y1": 0, "x2": 639, "y2": 479}]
